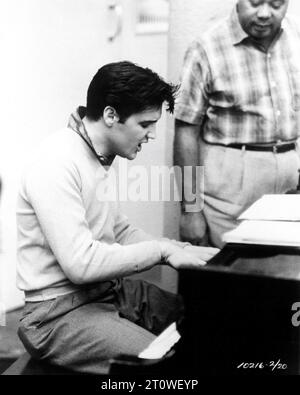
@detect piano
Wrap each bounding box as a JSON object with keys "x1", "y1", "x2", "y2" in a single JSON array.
[
  {"x1": 4, "y1": 244, "x2": 300, "y2": 376},
  {"x1": 111, "y1": 243, "x2": 300, "y2": 375}
]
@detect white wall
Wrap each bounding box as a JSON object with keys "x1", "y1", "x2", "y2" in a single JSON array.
[
  {"x1": 289, "y1": 0, "x2": 300, "y2": 16},
  {"x1": 0, "y1": 0, "x2": 122, "y2": 310},
  {"x1": 0, "y1": 0, "x2": 171, "y2": 310}
]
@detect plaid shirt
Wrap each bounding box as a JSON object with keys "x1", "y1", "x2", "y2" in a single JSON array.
[{"x1": 175, "y1": 7, "x2": 300, "y2": 144}]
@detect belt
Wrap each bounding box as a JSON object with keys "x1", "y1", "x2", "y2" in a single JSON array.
[
  {"x1": 24, "y1": 281, "x2": 116, "y2": 302},
  {"x1": 227, "y1": 142, "x2": 296, "y2": 153},
  {"x1": 24, "y1": 284, "x2": 80, "y2": 302}
]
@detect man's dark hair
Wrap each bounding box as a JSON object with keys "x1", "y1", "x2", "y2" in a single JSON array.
[{"x1": 86, "y1": 61, "x2": 178, "y2": 122}]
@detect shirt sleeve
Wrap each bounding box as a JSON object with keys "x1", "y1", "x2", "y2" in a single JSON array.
[
  {"x1": 24, "y1": 159, "x2": 162, "y2": 285},
  {"x1": 175, "y1": 40, "x2": 211, "y2": 126}
]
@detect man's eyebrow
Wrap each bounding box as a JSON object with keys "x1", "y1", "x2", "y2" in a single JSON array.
[{"x1": 139, "y1": 120, "x2": 158, "y2": 124}]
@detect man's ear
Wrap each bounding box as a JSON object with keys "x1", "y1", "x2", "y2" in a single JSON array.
[{"x1": 103, "y1": 106, "x2": 119, "y2": 127}]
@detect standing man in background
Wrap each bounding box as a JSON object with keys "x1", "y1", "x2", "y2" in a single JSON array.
[{"x1": 174, "y1": 0, "x2": 300, "y2": 247}]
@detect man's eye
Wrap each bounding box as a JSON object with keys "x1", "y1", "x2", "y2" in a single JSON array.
[
  {"x1": 271, "y1": 1, "x2": 284, "y2": 9},
  {"x1": 250, "y1": 0, "x2": 261, "y2": 7}
]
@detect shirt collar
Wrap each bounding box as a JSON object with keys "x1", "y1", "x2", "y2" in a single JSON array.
[
  {"x1": 68, "y1": 106, "x2": 86, "y2": 135},
  {"x1": 229, "y1": 5, "x2": 248, "y2": 45},
  {"x1": 68, "y1": 106, "x2": 112, "y2": 167}
]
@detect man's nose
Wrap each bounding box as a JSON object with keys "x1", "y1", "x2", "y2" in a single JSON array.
[
  {"x1": 147, "y1": 125, "x2": 156, "y2": 140},
  {"x1": 257, "y1": 4, "x2": 272, "y2": 19}
]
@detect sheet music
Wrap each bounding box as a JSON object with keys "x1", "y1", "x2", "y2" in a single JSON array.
[
  {"x1": 238, "y1": 194, "x2": 300, "y2": 221},
  {"x1": 223, "y1": 220, "x2": 300, "y2": 246},
  {"x1": 138, "y1": 322, "x2": 180, "y2": 359}
]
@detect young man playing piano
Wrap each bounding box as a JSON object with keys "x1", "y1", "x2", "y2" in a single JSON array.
[{"x1": 16, "y1": 61, "x2": 218, "y2": 374}]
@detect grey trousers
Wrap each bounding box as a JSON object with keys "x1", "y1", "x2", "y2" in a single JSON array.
[
  {"x1": 199, "y1": 140, "x2": 300, "y2": 247},
  {"x1": 18, "y1": 278, "x2": 184, "y2": 375}
]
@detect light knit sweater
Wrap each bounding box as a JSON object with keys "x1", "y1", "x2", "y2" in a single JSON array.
[{"x1": 17, "y1": 119, "x2": 164, "y2": 301}]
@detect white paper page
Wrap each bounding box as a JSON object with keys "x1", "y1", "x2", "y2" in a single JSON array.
[
  {"x1": 138, "y1": 322, "x2": 181, "y2": 359},
  {"x1": 238, "y1": 194, "x2": 300, "y2": 221},
  {"x1": 223, "y1": 220, "x2": 300, "y2": 246}
]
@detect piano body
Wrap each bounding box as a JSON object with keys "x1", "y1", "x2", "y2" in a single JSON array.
[
  {"x1": 5, "y1": 243, "x2": 299, "y2": 375},
  {"x1": 176, "y1": 243, "x2": 300, "y2": 375},
  {"x1": 111, "y1": 244, "x2": 300, "y2": 375}
]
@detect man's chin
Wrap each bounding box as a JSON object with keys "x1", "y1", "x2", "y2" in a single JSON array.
[
  {"x1": 251, "y1": 25, "x2": 273, "y2": 38},
  {"x1": 118, "y1": 151, "x2": 137, "y2": 160},
  {"x1": 127, "y1": 152, "x2": 137, "y2": 160}
]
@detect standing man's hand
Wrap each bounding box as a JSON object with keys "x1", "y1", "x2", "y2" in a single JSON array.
[{"x1": 180, "y1": 211, "x2": 207, "y2": 245}]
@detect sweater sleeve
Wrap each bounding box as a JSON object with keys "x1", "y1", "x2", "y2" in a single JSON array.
[
  {"x1": 114, "y1": 210, "x2": 155, "y2": 245},
  {"x1": 24, "y1": 159, "x2": 162, "y2": 285},
  {"x1": 114, "y1": 211, "x2": 190, "y2": 248}
]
